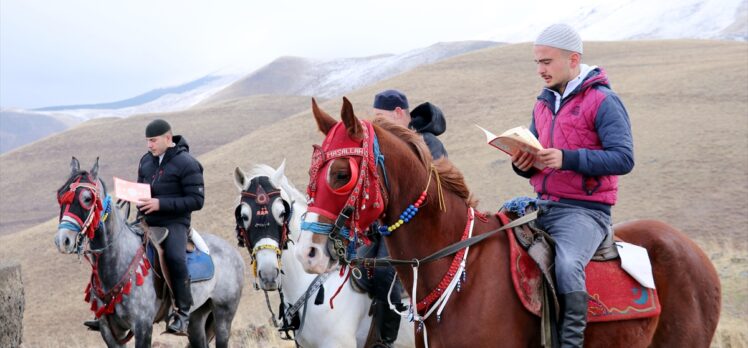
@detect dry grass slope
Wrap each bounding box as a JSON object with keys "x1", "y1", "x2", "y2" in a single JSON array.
[
  {"x1": 0, "y1": 40, "x2": 746, "y2": 347},
  {"x1": 0, "y1": 95, "x2": 312, "y2": 235}
]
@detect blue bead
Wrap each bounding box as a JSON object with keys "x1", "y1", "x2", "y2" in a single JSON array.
[{"x1": 414, "y1": 207, "x2": 419, "y2": 212}]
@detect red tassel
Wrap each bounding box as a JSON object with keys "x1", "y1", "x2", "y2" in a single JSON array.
[
  {"x1": 136, "y1": 272, "x2": 144, "y2": 286},
  {"x1": 84, "y1": 290, "x2": 91, "y2": 303},
  {"x1": 106, "y1": 300, "x2": 116, "y2": 314},
  {"x1": 143, "y1": 258, "x2": 151, "y2": 270},
  {"x1": 114, "y1": 293, "x2": 123, "y2": 304},
  {"x1": 95, "y1": 305, "x2": 107, "y2": 318},
  {"x1": 140, "y1": 263, "x2": 149, "y2": 277},
  {"x1": 59, "y1": 191, "x2": 74, "y2": 205},
  {"x1": 123, "y1": 280, "x2": 132, "y2": 295},
  {"x1": 91, "y1": 300, "x2": 98, "y2": 312},
  {"x1": 84, "y1": 282, "x2": 91, "y2": 293}
]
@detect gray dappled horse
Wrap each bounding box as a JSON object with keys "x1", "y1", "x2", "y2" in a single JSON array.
[{"x1": 54, "y1": 157, "x2": 245, "y2": 348}]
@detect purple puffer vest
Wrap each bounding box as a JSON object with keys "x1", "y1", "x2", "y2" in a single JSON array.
[{"x1": 530, "y1": 70, "x2": 618, "y2": 205}]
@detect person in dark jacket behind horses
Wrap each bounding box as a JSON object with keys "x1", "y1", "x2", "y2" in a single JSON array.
[
  {"x1": 367, "y1": 90, "x2": 448, "y2": 347},
  {"x1": 373, "y1": 89, "x2": 448, "y2": 159},
  {"x1": 137, "y1": 119, "x2": 205, "y2": 335}
]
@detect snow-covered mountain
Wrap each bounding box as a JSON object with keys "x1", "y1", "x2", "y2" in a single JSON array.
[
  {"x1": 31, "y1": 73, "x2": 243, "y2": 121},
  {"x1": 488, "y1": 0, "x2": 747, "y2": 42},
  {"x1": 203, "y1": 41, "x2": 500, "y2": 104}
]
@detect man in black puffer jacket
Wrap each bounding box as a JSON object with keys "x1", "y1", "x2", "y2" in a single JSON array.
[{"x1": 137, "y1": 119, "x2": 204, "y2": 335}]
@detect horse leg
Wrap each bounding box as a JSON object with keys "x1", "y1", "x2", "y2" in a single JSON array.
[
  {"x1": 132, "y1": 318, "x2": 154, "y2": 348},
  {"x1": 212, "y1": 301, "x2": 240, "y2": 348},
  {"x1": 187, "y1": 300, "x2": 213, "y2": 348},
  {"x1": 98, "y1": 317, "x2": 125, "y2": 348}
]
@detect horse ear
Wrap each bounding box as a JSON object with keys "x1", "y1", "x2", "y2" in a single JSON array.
[
  {"x1": 234, "y1": 167, "x2": 247, "y2": 191},
  {"x1": 273, "y1": 159, "x2": 287, "y2": 184},
  {"x1": 312, "y1": 98, "x2": 336, "y2": 135},
  {"x1": 90, "y1": 157, "x2": 100, "y2": 179},
  {"x1": 70, "y1": 156, "x2": 80, "y2": 175},
  {"x1": 341, "y1": 97, "x2": 363, "y2": 140}
]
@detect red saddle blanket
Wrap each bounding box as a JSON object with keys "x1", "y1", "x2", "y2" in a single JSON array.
[{"x1": 502, "y1": 216, "x2": 661, "y2": 322}]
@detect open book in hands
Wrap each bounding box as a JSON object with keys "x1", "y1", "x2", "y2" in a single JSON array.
[
  {"x1": 114, "y1": 177, "x2": 151, "y2": 203},
  {"x1": 476, "y1": 125, "x2": 546, "y2": 170}
]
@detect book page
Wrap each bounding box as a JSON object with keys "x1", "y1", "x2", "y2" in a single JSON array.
[
  {"x1": 476, "y1": 124, "x2": 546, "y2": 170},
  {"x1": 114, "y1": 177, "x2": 151, "y2": 202}
]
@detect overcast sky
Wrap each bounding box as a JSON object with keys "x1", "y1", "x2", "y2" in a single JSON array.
[{"x1": 1, "y1": 0, "x2": 597, "y2": 109}]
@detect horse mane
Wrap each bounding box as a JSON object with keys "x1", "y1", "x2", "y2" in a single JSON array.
[
  {"x1": 246, "y1": 164, "x2": 306, "y2": 204},
  {"x1": 372, "y1": 117, "x2": 477, "y2": 207}
]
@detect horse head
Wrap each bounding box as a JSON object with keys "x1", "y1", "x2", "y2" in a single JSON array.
[
  {"x1": 55, "y1": 156, "x2": 110, "y2": 254},
  {"x1": 234, "y1": 160, "x2": 295, "y2": 291},
  {"x1": 296, "y1": 98, "x2": 391, "y2": 274}
]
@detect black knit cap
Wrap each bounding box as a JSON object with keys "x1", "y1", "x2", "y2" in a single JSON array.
[
  {"x1": 373, "y1": 89, "x2": 409, "y2": 111},
  {"x1": 145, "y1": 119, "x2": 171, "y2": 137}
]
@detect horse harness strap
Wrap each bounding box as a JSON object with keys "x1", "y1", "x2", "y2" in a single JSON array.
[
  {"x1": 286, "y1": 273, "x2": 330, "y2": 324},
  {"x1": 264, "y1": 273, "x2": 331, "y2": 341},
  {"x1": 349, "y1": 210, "x2": 539, "y2": 268}
]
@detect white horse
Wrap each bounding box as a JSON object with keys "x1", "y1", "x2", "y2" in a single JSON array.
[{"x1": 233, "y1": 161, "x2": 414, "y2": 348}]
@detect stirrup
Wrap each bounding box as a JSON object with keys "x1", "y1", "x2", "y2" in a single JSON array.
[{"x1": 164, "y1": 311, "x2": 189, "y2": 336}]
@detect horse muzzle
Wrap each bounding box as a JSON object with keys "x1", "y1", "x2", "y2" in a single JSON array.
[
  {"x1": 55, "y1": 228, "x2": 80, "y2": 254},
  {"x1": 255, "y1": 248, "x2": 281, "y2": 291}
]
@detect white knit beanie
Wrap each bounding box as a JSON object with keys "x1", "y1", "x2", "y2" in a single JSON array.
[{"x1": 534, "y1": 23, "x2": 583, "y2": 54}]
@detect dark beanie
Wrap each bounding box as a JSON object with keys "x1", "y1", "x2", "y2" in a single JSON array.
[
  {"x1": 373, "y1": 90, "x2": 409, "y2": 111},
  {"x1": 145, "y1": 119, "x2": 171, "y2": 137}
]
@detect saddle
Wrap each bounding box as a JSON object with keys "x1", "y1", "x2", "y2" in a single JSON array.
[
  {"x1": 497, "y1": 208, "x2": 661, "y2": 323},
  {"x1": 131, "y1": 222, "x2": 215, "y2": 322}
]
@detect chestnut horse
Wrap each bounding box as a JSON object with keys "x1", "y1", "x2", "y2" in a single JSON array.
[{"x1": 295, "y1": 98, "x2": 721, "y2": 347}]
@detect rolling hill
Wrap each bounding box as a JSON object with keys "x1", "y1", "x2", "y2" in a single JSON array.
[
  {"x1": 202, "y1": 41, "x2": 500, "y2": 104},
  {"x1": 0, "y1": 94, "x2": 312, "y2": 235}
]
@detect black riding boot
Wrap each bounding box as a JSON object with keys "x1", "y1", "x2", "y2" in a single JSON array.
[
  {"x1": 558, "y1": 291, "x2": 589, "y2": 348},
  {"x1": 83, "y1": 318, "x2": 100, "y2": 331},
  {"x1": 371, "y1": 300, "x2": 402, "y2": 348},
  {"x1": 166, "y1": 278, "x2": 193, "y2": 335}
]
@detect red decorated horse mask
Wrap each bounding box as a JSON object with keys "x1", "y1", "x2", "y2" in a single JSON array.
[{"x1": 306, "y1": 99, "x2": 386, "y2": 242}]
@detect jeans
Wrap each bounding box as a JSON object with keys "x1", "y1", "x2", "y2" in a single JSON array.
[{"x1": 535, "y1": 200, "x2": 611, "y2": 294}]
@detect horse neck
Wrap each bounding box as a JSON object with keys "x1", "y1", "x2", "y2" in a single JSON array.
[
  {"x1": 93, "y1": 207, "x2": 142, "y2": 288},
  {"x1": 281, "y1": 199, "x2": 316, "y2": 300},
  {"x1": 384, "y1": 178, "x2": 470, "y2": 260},
  {"x1": 376, "y1": 131, "x2": 470, "y2": 261}
]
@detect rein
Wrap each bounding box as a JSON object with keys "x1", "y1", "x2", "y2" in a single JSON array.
[{"x1": 350, "y1": 210, "x2": 538, "y2": 268}]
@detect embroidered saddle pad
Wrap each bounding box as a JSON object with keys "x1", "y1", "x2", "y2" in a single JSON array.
[
  {"x1": 506, "y1": 223, "x2": 661, "y2": 322},
  {"x1": 146, "y1": 243, "x2": 214, "y2": 283}
]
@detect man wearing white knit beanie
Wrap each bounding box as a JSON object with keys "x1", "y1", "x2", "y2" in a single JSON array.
[{"x1": 510, "y1": 23, "x2": 635, "y2": 348}]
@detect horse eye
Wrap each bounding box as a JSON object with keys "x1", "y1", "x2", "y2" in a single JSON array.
[
  {"x1": 336, "y1": 172, "x2": 350, "y2": 181},
  {"x1": 242, "y1": 215, "x2": 249, "y2": 221}
]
